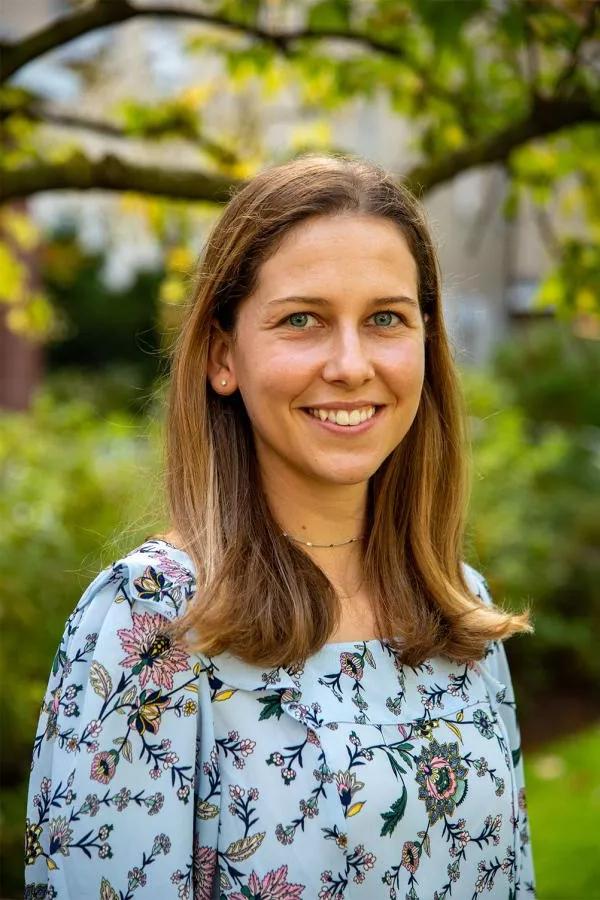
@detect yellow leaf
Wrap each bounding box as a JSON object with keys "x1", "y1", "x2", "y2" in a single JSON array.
[
  {"x1": 576, "y1": 288, "x2": 596, "y2": 314},
  {"x1": 180, "y1": 84, "x2": 214, "y2": 107},
  {"x1": 196, "y1": 799, "x2": 219, "y2": 820},
  {"x1": 0, "y1": 243, "x2": 26, "y2": 303},
  {"x1": 443, "y1": 123, "x2": 465, "y2": 150},
  {"x1": 224, "y1": 831, "x2": 266, "y2": 862},
  {"x1": 2, "y1": 209, "x2": 39, "y2": 251},
  {"x1": 160, "y1": 276, "x2": 186, "y2": 306},
  {"x1": 445, "y1": 721, "x2": 463, "y2": 743},
  {"x1": 290, "y1": 121, "x2": 332, "y2": 153},
  {"x1": 166, "y1": 245, "x2": 194, "y2": 272},
  {"x1": 46, "y1": 857, "x2": 58, "y2": 870},
  {"x1": 184, "y1": 683, "x2": 198, "y2": 693},
  {"x1": 214, "y1": 689, "x2": 236, "y2": 701},
  {"x1": 347, "y1": 801, "x2": 365, "y2": 817},
  {"x1": 456, "y1": 710, "x2": 464, "y2": 722},
  {"x1": 119, "y1": 194, "x2": 150, "y2": 215}
]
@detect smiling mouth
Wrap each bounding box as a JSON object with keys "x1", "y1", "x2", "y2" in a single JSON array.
[{"x1": 300, "y1": 406, "x2": 384, "y2": 429}]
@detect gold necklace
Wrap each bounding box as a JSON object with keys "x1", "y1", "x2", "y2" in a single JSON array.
[{"x1": 281, "y1": 530, "x2": 363, "y2": 548}]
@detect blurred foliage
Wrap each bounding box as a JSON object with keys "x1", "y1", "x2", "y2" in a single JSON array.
[
  {"x1": 525, "y1": 725, "x2": 600, "y2": 899},
  {"x1": 0, "y1": 376, "x2": 168, "y2": 895},
  {"x1": 506, "y1": 125, "x2": 600, "y2": 320},
  {"x1": 1, "y1": 0, "x2": 599, "y2": 339},
  {"x1": 0, "y1": 378, "x2": 166, "y2": 770},
  {"x1": 0, "y1": 206, "x2": 57, "y2": 340},
  {"x1": 40, "y1": 226, "x2": 166, "y2": 410},
  {"x1": 463, "y1": 322, "x2": 600, "y2": 701}
]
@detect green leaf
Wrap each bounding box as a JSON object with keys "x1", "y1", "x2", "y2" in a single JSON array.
[
  {"x1": 417, "y1": 0, "x2": 486, "y2": 47},
  {"x1": 380, "y1": 787, "x2": 407, "y2": 837},
  {"x1": 308, "y1": 0, "x2": 351, "y2": 31}
]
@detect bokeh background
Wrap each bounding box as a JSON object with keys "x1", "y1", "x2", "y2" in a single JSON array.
[{"x1": 1, "y1": 1, "x2": 599, "y2": 897}]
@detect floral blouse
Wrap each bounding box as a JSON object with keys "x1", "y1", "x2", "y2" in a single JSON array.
[{"x1": 25, "y1": 538, "x2": 536, "y2": 899}]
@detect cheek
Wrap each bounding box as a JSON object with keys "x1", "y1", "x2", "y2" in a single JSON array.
[
  {"x1": 235, "y1": 346, "x2": 306, "y2": 421},
  {"x1": 382, "y1": 340, "x2": 425, "y2": 393}
]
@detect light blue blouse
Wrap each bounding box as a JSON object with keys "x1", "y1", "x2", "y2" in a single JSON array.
[{"x1": 25, "y1": 538, "x2": 536, "y2": 899}]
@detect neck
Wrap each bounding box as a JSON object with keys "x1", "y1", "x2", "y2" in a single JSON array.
[{"x1": 259, "y1": 461, "x2": 368, "y2": 596}]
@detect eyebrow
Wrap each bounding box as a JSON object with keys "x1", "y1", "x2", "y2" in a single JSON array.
[{"x1": 265, "y1": 294, "x2": 419, "y2": 311}]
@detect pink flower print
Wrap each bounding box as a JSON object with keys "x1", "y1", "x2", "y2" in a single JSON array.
[
  {"x1": 150, "y1": 551, "x2": 193, "y2": 586},
  {"x1": 335, "y1": 770, "x2": 365, "y2": 815},
  {"x1": 118, "y1": 611, "x2": 189, "y2": 688},
  {"x1": 306, "y1": 728, "x2": 321, "y2": 746},
  {"x1": 421, "y1": 753, "x2": 457, "y2": 800},
  {"x1": 192, "y1": 842, "x2": 217, "y2": 900},
  {"x1": 50, "y1": 689, "x2": 61, "y2": 716},
  {"x1": 48, "y1": 815, "x2": 73, "y2": 856},
  {"x1": 90, "y1": 750, "x2": 118, "y2": 784},
  {"x1": 229, "y1": 863, "x2": 304, "y2": 900},
  {"x1": 415, "y1": 739, "x2": 467, "y2": 826},
  {"x1": 401, "y1": 840, "x2": 420, "y2": 873},
  {"x1": 340, "y1": 652, "x2": 364, "y2": 681}
]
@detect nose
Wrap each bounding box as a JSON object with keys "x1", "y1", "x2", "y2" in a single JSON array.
[{"x1": 321, "y1": 323, "x2": 375, "y2": 387}]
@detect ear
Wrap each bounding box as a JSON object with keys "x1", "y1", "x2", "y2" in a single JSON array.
[{"x1": 207, "y1": 319, "x2": 237, "y2": 395}]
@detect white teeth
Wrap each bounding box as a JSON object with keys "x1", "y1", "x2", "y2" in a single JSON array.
[{"x1": 307, "y1": 406, "x2": 377, "y2": 426}]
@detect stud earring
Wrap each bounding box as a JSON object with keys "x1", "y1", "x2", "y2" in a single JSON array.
[{"x1": 220, "y1": 379, "x2": 227, "y2": 386}]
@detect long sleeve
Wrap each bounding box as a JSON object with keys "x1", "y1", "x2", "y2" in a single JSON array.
[
  {"x1": 469, "y1": 567, "x2": 537, "y2": 898},
  {"x1": 25, "y1": 550, "x2": 219, "y2": 899}
]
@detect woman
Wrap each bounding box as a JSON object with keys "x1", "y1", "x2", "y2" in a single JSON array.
[{"x1": 25, "y1": 154, "x2": 536, "y2": 899}]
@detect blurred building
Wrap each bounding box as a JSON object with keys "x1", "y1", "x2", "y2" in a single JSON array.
[{"x1": 1, "y1": 0, "x2": 556, "y2": 409}]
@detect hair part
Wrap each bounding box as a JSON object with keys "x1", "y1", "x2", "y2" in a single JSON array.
[{"x1": 156, "y1": 152, "x2": 533, "y2": 668}]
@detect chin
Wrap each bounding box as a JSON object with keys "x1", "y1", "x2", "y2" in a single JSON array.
[{"x1": 307, "y1": 464, "x2": 380, "y2": 486}]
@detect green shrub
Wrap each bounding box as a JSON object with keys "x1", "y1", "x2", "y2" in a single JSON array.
[
  {"x1": 0, "y1": 380, "x2": 167, "y2": 896},
  {"x1": 462, "y1": 322, "x2": 600, "y2": 704}
]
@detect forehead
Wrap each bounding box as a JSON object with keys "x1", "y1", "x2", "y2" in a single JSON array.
[{"x1": 256, "y1": 214, "x2": 418, "y2": 290}]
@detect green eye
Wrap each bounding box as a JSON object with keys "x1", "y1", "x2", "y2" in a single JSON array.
[
  {"x1": 373, "y1": 311, "x2": 399, "y2": 327},
  {"x1": 288, "y1": 312, "x2": 311, "y2": 328},
  {"x1": 281, "y1": 310, "x2": 405, "y2": 329}
]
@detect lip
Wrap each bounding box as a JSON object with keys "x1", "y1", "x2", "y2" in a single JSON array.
[{"x1": 300, "y1": 406, "x2": 384, "y2": 435}]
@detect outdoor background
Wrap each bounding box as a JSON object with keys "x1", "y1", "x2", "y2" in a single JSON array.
[{"x1": 1, "y1": 1, "x2": 599, "y2": 897}]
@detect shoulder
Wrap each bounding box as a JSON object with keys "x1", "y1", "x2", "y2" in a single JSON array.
[
  {"x1": 56, "y1": 539, "x2": 198, "y2": 662},
  {"x1": 460, "y1": 560, "x2": 494, "y2": 606},
  {"x1": 117, "y1": 537, "x2": 197, "y2": 621}
]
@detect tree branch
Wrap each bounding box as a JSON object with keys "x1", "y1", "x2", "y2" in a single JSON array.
[
  {"x1": 2, "y1": 102, "x2": 240, "y2": 166},
  {"x1": 407, "y1": 94, "x2": 599, "y2": 197},
  {"x1": 2, "y1": 94, "x2": 598, "y2": 204},
  {"x1": 554, "y1": 2, "x2": 599, "y2": 95},
  {"x1": 0, "y1": 151, "x2": 239, "y2": 203},
  {"x1": 0, "y1": 0, "x2": 415, "y2": 83},
  {"x1": 0, "y1": 0, "x2": 456, "y2": 111}
]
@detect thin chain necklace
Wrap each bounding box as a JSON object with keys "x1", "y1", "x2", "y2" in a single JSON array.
[{"x1": 281, "y1": 530, "x2": 364, "y2": 548}]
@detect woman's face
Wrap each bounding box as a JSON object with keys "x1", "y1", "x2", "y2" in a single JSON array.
[{"x1": 209, "y1": 213, "x2": 427, "y2": 489}]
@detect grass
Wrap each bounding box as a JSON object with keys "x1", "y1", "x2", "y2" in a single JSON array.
[{"x1": 525, "y1": 724, "x2": 600, "y2": 899}]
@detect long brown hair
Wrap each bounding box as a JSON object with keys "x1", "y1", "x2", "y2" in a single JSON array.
[{"x1": 156, "y1": 152, "x2": 532, "y2": 667}]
